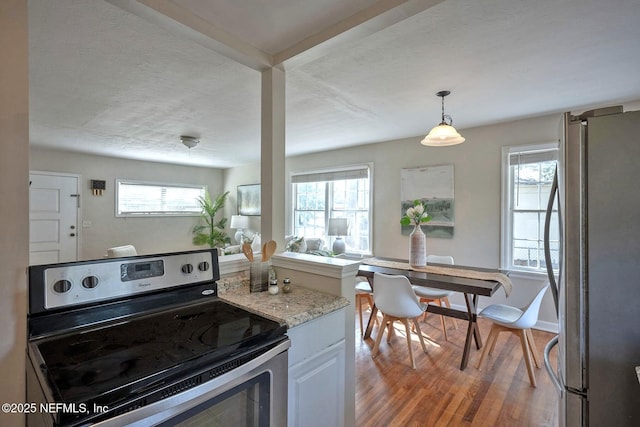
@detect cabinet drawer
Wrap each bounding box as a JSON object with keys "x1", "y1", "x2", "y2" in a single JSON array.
[{"x1": 287, "y1": 308, "x2": 345, "y2": 366}]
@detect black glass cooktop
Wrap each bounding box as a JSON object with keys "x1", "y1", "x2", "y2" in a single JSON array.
[{"x1": 34, "y1": 299, "x2": 286, "y2": 405}]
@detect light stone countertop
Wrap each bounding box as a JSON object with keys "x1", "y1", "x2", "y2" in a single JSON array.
[{"x1": 218, "y1": 275, "x2": 349, "y2": 329}]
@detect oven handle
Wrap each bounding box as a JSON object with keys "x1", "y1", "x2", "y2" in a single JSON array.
[{"x1": 97, "y1": 338, "x2": 291, "y2": 427}]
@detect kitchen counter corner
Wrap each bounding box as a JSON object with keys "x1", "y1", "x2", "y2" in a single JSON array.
[{"x1": 219, "y1": 281, "x2": 349, "y2": 329}]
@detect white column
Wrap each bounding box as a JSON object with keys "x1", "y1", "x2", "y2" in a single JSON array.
[
  {"x1": 0, "y1": 0, "x2": 29, "y2": 422},
  {"x1": 260, "y1": 67, "x2": 286, "y2": 251}
]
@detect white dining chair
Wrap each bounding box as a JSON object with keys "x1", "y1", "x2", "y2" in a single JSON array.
[
  {"x1": 106, "y1": 245, "x2": 137, "y2": 258},
  {"x1": 476, "y1": 284, "x2": 549, "y2": 387},
  {"x1": 355, "y1": 278, "x2": 377, "y2": 336},
  {"x1": 412, "y1": 255, "x2": 457, "y2": 340},
  {"x1": 371, "y1": 272, "x2": 428, "y2": 369}
]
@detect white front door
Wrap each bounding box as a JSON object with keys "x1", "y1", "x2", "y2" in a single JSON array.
[{"x1": 29, "y1": 172, "x2": 80, "y2": 265}]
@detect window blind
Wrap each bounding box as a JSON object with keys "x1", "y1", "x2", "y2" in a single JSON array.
[
  {"x1": 291, "y1": 167, "x2": 368, "y2": 183},
  {"x1": 508, "y1": 149, "x2": 557, "y2": 166}
]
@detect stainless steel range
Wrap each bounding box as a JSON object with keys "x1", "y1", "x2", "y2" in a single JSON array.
[{"x1": 26, "y1": 249, "x2": 290, "y2": 427}]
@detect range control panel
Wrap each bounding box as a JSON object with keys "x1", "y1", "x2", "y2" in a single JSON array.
[{"x1": 40, "y1": 250, "x2": 218, "y2": 310}]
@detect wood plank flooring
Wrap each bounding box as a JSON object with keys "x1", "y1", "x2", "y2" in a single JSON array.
[{"x1": 355, "y1": 308, "x2": 559, "y2": 426}]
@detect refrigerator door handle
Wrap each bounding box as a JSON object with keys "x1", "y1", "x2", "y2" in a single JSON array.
[
  {"x1": 544, "y1": 335, "x2": 562, "y2": 393},
  {"x1": 544, "y1": 167, "x2": 560, "y2": 313}
]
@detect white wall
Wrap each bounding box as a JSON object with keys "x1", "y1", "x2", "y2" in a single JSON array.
[
  {"x1": 0, "y1": 0, "x2": 28, "y2": 421},
  {"x1": 222, "y1": 162, "x2": 262, "y2": 238},
  {"x1": 30, "y1": 148, "x2": 225, "y2": 260}
]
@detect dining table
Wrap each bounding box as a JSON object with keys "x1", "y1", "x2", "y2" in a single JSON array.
[{"x1": 357, "y1": 257, "x2": 512, "y2": 370}]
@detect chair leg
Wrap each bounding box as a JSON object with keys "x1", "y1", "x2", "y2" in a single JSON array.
[
  {"x1": 477, "y1": 323, "x2": 500, "y2": 369},
  {"x1": 525, "y1": 328, "x2": 541, "y2": 368},
  {"x1": 420, "y1": 299, "x2": 430, "y2": 322},
  {"x1": 356, "y1": 295, "x2": 364, "y2": 336},
  {"x1": 488, "y1": 324, "x2": 503, "y2": 354},
  {"x1": 365, "y1": 294, "x2": 374, "y2": 309},
  {"x1": 372, "y1": 314, "x2": 389, "y2": 359},
  {"x1": 419, "y1": 297, "x2": 451, "y2": 340},
  {"x1": 442, "y1": 297, "x2": 458, "y2": 330},
  {"x1": 411, "y1": 317, "x2": 428, "y2": 354},
  {"x1": 436, "y1": 299, "x2": 449, "y2": 341},
  {"x1": 401, "y1": 318, "x2": 417, "y2": 369},
  {"x1": 518, "y1": 329, "x2": 537, "y2": 387},
  {"x1": 387, "y1": 321, "x2": 395, "y2": 343}
]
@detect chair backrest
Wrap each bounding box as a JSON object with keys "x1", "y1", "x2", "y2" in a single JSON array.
[
  {"x1": 512, "y1": 284, "x2": 549, "y2": 329},
  {"x1": 106, "y1": 245, "x2": 137, "y2": 258},
  {"x1": 373, "y1": 272, "x2": 424, "y2": 318},
  {"x1": 427, "y1": 255, "x2": 454, "y2": 265}
]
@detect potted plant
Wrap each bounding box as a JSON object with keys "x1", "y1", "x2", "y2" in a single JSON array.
[{"x1": 192, "y1": 191, "x2": 231, "y2": 250}]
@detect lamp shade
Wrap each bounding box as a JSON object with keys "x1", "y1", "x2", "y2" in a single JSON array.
[
  {"x1": 421, "y1": 90, "x2": 465, "y2": 147},
  {"x1": 421, "y1": 124, "x2": 465, "y2": 146},
  {"x1": 328, "y1": 218, "x2": 349, "y2": 236},
  {"x1": 230, "y1": 215, "x2": 249, "y2": 229}
]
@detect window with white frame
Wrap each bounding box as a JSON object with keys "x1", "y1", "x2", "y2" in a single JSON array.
[
  {"x1": 501, "y1": 144, "x2": 559, "y2": 274},
  {"x1": 116, "y1": 180, "x2": 207, "y2": 217},
  {"x1": 291, "y1": 165, "x2": 372, "y2": 254}
]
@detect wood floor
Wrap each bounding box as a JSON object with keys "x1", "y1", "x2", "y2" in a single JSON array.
[{"x1": 355, "y1": 308, "x2": 559, "y2": 427}]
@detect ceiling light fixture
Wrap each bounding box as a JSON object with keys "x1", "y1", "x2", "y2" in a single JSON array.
[
  {"x1": 181, "y1": 135, "x2": 199, "y2": 149},
  {"x1": 420, "y1": 90, "x2": 465, "y2": 147}
]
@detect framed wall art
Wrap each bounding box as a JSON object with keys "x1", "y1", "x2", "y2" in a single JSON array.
[
  {"x1": 400, "y1": 164, "x2": 455, "y2": 238},
  {"x1": 237, "y1": 184, "x2": 261, "y2": 216}
]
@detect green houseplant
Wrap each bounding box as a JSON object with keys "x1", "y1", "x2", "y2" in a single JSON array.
[{"x1": 192, "y1": 191, "x2": 231, "y2": 249}]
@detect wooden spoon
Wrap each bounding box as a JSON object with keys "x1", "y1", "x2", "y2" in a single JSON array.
[
  {"x1": 242, "y1": 243, "x2": 254, "y2": 262},
  {"x1": 262, "y1": 240, "x2": 277, "y2": 262}
]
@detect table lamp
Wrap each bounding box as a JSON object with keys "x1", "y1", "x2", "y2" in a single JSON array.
[
  {"x1": 328, "y1": 218, "x2": 349, "y2": 254},
  {"x1": 230, "y1": 215, "x2": 250, "y2": 244}
]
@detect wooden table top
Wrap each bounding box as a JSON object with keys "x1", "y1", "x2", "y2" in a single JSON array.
[{"x1": 357, "y1": 258, "x2": 505, "y2": 297}]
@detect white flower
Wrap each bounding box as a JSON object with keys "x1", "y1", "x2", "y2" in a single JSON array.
[{"x1": 401, "y1": 200, "x2": 432, "y2": 227}]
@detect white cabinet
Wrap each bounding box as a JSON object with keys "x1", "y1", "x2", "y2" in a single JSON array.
[{"x1": 287, "y1": 308, "x2": 346, "y2": 427}]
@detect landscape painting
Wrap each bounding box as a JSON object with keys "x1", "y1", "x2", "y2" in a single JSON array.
[
  {"x1": 237, "y1": 184, "x2": 261, "y2": 216},
  {"x1": 400, "y1": 164, "x2": 455, "y2": 238}
]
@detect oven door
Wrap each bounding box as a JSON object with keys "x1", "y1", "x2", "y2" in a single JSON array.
[{"x1": 99, "y1": 339, "x2": 290, "y2": 427}]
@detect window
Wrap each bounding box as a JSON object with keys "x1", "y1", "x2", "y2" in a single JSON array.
[
  {"x1": 501, "y1": 144, "x2": 558, "y2": 274},
  {"x1": 291, "y1": 165, "x2": 372, "y2": 254},
  {"x1": 116, "y1": 180, "x2": 206, "y2": 217}
]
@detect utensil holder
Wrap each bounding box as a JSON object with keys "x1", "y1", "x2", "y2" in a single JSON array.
[{"x1": 250, "y1": 261, "x2": 270, "y2": 292}]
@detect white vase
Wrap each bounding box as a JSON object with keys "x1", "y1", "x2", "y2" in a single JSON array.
[{"x1": 409, "y1": 224, "x2": 426, "y2": 267}]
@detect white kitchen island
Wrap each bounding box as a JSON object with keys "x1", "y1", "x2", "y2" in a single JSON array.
[{"x1": 218, "y1": 252, "x2": 359, "y2": 427}]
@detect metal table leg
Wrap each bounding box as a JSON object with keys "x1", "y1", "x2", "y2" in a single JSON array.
[{"x1": 460, "y1": 293, "x2": 483, "y2": 370}]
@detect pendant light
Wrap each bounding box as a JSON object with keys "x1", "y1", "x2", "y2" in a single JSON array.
[
  {"x1": 181, "y1": 135, "x2": 199, "y2": 149},
  {"x1": 420, "y1": 90, "x2": 465, "y2": 146}
]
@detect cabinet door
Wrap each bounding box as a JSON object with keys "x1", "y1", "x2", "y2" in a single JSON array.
[{"x1": 288, "y1": 340, "x2": 345, "y2": 427}]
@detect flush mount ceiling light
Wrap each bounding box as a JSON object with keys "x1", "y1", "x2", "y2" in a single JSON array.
[
  {"x1": 181, "y1": 135, "x2": 199, "y2": 149},
  {"x1": 420, "y1": 90, "x2": 465, "y2": 147}
]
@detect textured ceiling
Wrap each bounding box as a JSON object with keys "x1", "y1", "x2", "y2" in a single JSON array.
[{"x1": 28, "y1": 0, "x2": 640, "y2": 168}]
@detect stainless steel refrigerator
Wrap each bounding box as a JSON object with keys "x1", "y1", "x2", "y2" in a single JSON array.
[{"x1": 544, "y1": 107, "x2": 640, "y2": 426}]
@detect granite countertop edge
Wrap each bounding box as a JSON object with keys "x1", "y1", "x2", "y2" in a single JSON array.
[{"x1": 218, "y1": 281, "x2": 349, "y2": 329}]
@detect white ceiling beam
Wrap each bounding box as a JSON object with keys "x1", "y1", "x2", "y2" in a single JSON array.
[
  {"x1": 107, "y1": 0, "x2": 443, "y2": 72},
  {"x1": 274, "y1": 0, "x2": 445, "y2": 69},
  {"x1": 106, "y1": 0, "x2": 273, "y2": 71}
]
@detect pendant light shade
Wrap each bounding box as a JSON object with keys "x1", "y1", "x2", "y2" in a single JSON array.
[
  {"x1": 181, "y1": 135, "x2": 199, "y2": 149},
  {"x1": 420, "y1": 90, "x2": 465, "y2": 147}
]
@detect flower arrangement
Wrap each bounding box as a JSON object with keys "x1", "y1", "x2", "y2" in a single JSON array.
[{"x1": 400, "y1": 200, "x2": 432, "y2": 226}]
